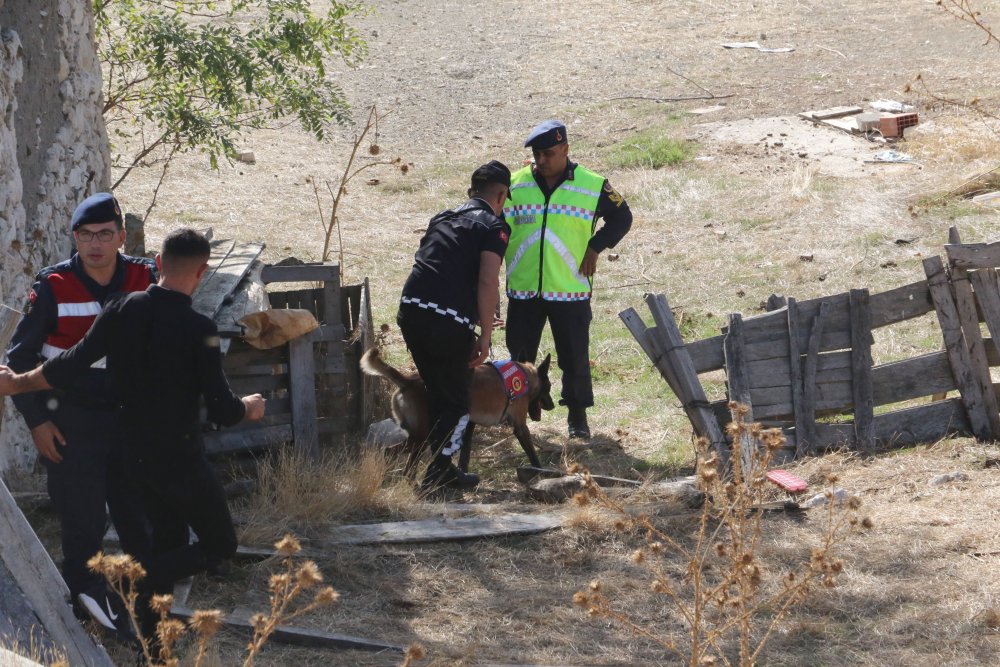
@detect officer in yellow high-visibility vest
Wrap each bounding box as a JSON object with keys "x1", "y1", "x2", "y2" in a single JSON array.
[{"x1": 504, "y1": 120, "x2": 632, "y2": 439}]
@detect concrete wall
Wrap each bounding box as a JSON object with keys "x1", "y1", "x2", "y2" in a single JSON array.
[{"x1": 0, "y1": 0, "x2": 110, "y2": 471}]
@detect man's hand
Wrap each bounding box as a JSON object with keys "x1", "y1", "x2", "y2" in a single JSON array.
[
  {"x1": 0, "y1": 366, "x2": 17, "y2": 396},
  {"x1": 241, "y1": 394, "x2": 266, "y2": 421},
  {"x1": 579, "y1": 247, "x2": 600, "y2": 277},
  {"x1": 492, "y1": 315, "x2": 505, "y2": 330},
  {"x1": 31, "y1": 421, "x2": 66, "y2": 464},
  {"x1": 469, "y1": 336, "x2": 491, "y2": 368}
]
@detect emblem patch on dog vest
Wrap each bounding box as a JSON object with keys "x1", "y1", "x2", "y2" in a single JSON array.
[{"x1": 491, "y1": 359, "x2": 528, "y2": 400}]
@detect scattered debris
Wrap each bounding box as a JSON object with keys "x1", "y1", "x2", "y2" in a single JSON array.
[
  {"x1": 802, "y1": 488, "x2": 850, "y2": 508},
  {"x1": 866, "y1": 149, "x2": 918, "y2": 165},
  {"x1": 971, "y1": 191, "x2": 1000, "y2": 206},
  {"x1": 879, "y1": 113, "x2": 919, "y2": 138},
  {"x1": 870, "y1": 99, "x2": 916, "y2": 113},
  {"x1": 688, "y1": 104, "x2": 726, "y2": 115},
  {"x1": 928, "y1": 471, "x2": 970, "y2": 486},
  {"x1": 721, "y1": 41, "x2": 795, "y2": 53}
]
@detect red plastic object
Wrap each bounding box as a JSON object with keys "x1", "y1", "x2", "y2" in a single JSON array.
[{"x1": 765, "y1": 469, "x2": 808, "y2": 494}]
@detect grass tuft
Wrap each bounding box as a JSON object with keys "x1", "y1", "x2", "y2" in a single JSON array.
[
  {"x1": 608, "y1": 130, "x2": 693, "y2": 169},
  {"x1": 239, "y1": 448, "x2": 417, "y2": 544}
]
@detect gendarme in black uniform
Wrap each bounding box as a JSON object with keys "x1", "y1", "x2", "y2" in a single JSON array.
[
  {"x1": 42, "y1": 284, "x2": 246, "y2": 598},
  {"x1": 398, "y1": 169, "x2": 511, "y2": 489},
  {"x1": 6, "y1": 221, "x2": 155, "y2": 612}
]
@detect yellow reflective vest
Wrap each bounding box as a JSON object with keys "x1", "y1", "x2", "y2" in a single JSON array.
[{"x1": 503, "y1": 165, "x2": 604, "y2": 301}]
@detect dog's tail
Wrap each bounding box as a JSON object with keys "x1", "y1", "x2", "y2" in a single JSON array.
[{"x1": 360, "y1": 347, "x2": 419, "y2": 390}]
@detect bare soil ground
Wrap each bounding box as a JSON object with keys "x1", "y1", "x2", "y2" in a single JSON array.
[{"x1": 78, "y1": 0, "x2": 1000, "y2": 664}]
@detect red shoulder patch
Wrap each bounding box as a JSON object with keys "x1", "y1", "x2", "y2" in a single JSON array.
[
  {"x1": 28, "y1": 289, "x2": 37, "y2": 303},
  {"x1": 500, "y1": 231, "x2": 509, "y2": 244}
]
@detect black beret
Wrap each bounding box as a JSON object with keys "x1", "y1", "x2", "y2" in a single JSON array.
[
  {"x1": 524, "y1": 120, "x2": 568, "y2": 149},
  {"x1": 470, "y1": 160, "x2": 512, "y2": 189},
  {"x1": 71, "y1": 192, "x2": 123, "y2": 231}
]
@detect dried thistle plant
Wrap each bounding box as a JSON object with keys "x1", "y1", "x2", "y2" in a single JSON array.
[
  {"x1": 243, "y1": 534, "x2": 340, "y2": 666},
  {"x1": 572, "y1": 409, "x2": 873, "y2": 666}
]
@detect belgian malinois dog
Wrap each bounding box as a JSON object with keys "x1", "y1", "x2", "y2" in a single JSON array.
[{"x1": 361, "y1": 348, "x2": 554, "y2": 477}]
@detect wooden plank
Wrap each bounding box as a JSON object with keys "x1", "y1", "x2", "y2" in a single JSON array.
[
  {"x1": 227, "y1": 374, "x2": 289, "y2": 394},
  {"x1": 644, "y1": 295, "x2": 731, "y2": 468},
  {"x1": 800, "y1": 301, "x2": 830, "y2": 450},
  {"x1": 924, "y1": 255, "x2": 993, "y2": 441},
  {"x1": 620, "y1": 310, "x2": 687, "y2": 406},
  {"x1": 787, "y1": 298, "x2": 808, "y2": 458},
  {"x1": 322, "y1": 512, "x2": 566, "y2": 545},
  {"x1": 804, "y1": 105, "x2": 864, "y2": 120},
  {"x1": 950, "y1": 261, "x2": 1000, "y2": 437},
  {"x1": 170, "y1": 605, "x2": 405, "y2": 654},
  {"x1": 289, "y1": 336, "x2": 319, "y2": 458},
  {"x1": 945, "y1": 241, "x2": 1000, "y2": 270},
  {"x1": 970, "y1": 269, "x2": 1000, "y2": 369},
  {"x1": 214, "y1": 260, "x2": 270, "y2": 336},
  {"x1": 850, "y1": 289, "x2": 875, "y2": 452},
  {"x1": 192, "y1": 241, "x2": 265, "y2": 320},
  {"x1": 724, "y1": 313, "x2": 756, "y2": 478},
  {"x1": 323, "y1": 266, "x2": 342, "y2": 327},
  {"x1": 260, "y1": 263, "x2": 340, "y2": 284},
  {"x1": 746, "y1": 349, "x2": 851, "y2": 388},
  {"x1": 203, "y1": 423, "x2": 293, "y2": 456},
  {"x1": 0, "y1": 479, "x2": 115, "y2": 666},
  {"x1": 686, "y1": 279, "x2": 933, "y2": 374},
  {"x1": 750, "y1": 351, "x2": 960, "y2": 420}
]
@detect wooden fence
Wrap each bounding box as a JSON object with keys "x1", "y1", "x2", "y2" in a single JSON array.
[{"x1": 622, "y1": 228, "x2": 1000, "y2": 462}]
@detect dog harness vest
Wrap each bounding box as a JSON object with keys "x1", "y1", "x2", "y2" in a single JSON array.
[
  {"x1": 491, "y1": 359, "x2": 529, "y2": 401},
  {"x1": 503, "y1": 165, "x2": 603, "y2": 301}
]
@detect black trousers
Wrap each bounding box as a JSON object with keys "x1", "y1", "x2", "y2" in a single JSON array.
[
  {"x1": 505, "y1": 297, "x2": 594, "y2": 408},
  {"x1": 397, "y1": 305, "x2": 475, "y2": 458},
  {"x1": 132, "y1": 452, "x2": 237, "y2": 597},
  {"x1": 42, "y1": 402, "x2": 150, "y2": 599}
]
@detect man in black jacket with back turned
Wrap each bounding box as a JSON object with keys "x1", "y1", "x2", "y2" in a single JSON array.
[{"x1": 0, "y1": 228, "x2": 265, "y2": 630}]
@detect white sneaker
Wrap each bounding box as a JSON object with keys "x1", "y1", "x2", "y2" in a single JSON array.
[{"x1": 78, "y1": 590, "x2": 129, "y2": 635}]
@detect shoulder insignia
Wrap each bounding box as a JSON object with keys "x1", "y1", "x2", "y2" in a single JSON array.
[
  {"x1": 603, "y1": 181, "x2": 624, "y2": 207},
  {"x1": 499, "y1": 230, "x2": 509, "y2": 244}
]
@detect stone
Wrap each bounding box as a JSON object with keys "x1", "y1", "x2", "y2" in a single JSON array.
[
  {"x1": 928, "y1": 471, "x2": 970, "y2": 487},
  {"x1": 528, "y1": 475, "x2": 587, "y2": 503}
]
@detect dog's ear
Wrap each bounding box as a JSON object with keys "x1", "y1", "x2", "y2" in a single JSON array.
[{"x1": 538, "y1": 353, "x2": 551, "y2": 375}]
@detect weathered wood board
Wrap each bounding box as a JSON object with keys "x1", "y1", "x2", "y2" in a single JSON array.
[
  {"x1": 170, "y1": 605, "x2": 405, "y2": 654},
  {"x1": 0, "y1": 478, "x2": 114, "y2": 666},
  {"x1": 192, "y1": 240, "x2": 265, "y2": 321}
]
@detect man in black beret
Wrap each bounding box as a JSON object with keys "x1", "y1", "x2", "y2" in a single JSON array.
[
  {"x1": 397, "y1": 161, "x2": 513, "y2": 492},
  {"x1": 4, "y1": 191, "x2": 156, "y2": 637},
  {"x1": 503, "y1": 120, "x2": 633, "y2": 440}
]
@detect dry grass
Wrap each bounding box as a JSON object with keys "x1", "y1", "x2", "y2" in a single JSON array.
[{"x1": 239, "y1": 448, "x2": 417, "y2": 544}]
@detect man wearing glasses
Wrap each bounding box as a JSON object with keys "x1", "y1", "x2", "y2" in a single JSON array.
[{"x1": 4, "y1": 192, "x2": 155, "y2": 637}]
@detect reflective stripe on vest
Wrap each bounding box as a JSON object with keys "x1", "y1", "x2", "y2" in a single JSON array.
[
  {"x1": 44, "y1": 262, "x2": 153, "y2": 353},
  {"x1": 503, "y1": 165, "x2": 603, "y2": 301}
]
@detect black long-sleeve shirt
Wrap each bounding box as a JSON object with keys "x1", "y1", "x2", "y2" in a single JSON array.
[{"x1": 42, "y1": 285, "x2": 245, "y2": 469}]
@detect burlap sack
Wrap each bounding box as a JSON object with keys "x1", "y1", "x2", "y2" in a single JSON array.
[{"x1": 238, "y1": 309, "x2": 319, "y2": 350}]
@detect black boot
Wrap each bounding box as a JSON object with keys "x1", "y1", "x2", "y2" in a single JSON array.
[
  {"x1": 420, "y1": 455, "x2": 479, "y2": 494},
  {"x1": 567, "y1": 406, "x2": 591, "y2": 440}
]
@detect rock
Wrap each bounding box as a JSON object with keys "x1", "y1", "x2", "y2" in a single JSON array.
[
  {"x1": 236, "y1": 150, "x2": 256, "y2": 164},
  {"x1": 802, "y1": 488, "x2": 850, "y2": 508},
  {"x1": 528, "y1": 475, "x2": 586, "y2": 503},
  {"x1": 366, "y1": 418, "x2": 407, "y2": 449},
  {"x1": 928, "y1": 471, "x2": 970, "y2": 487},
  {"x1": 641, "y1": 479, "x2": 704, "y2": 508}
]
